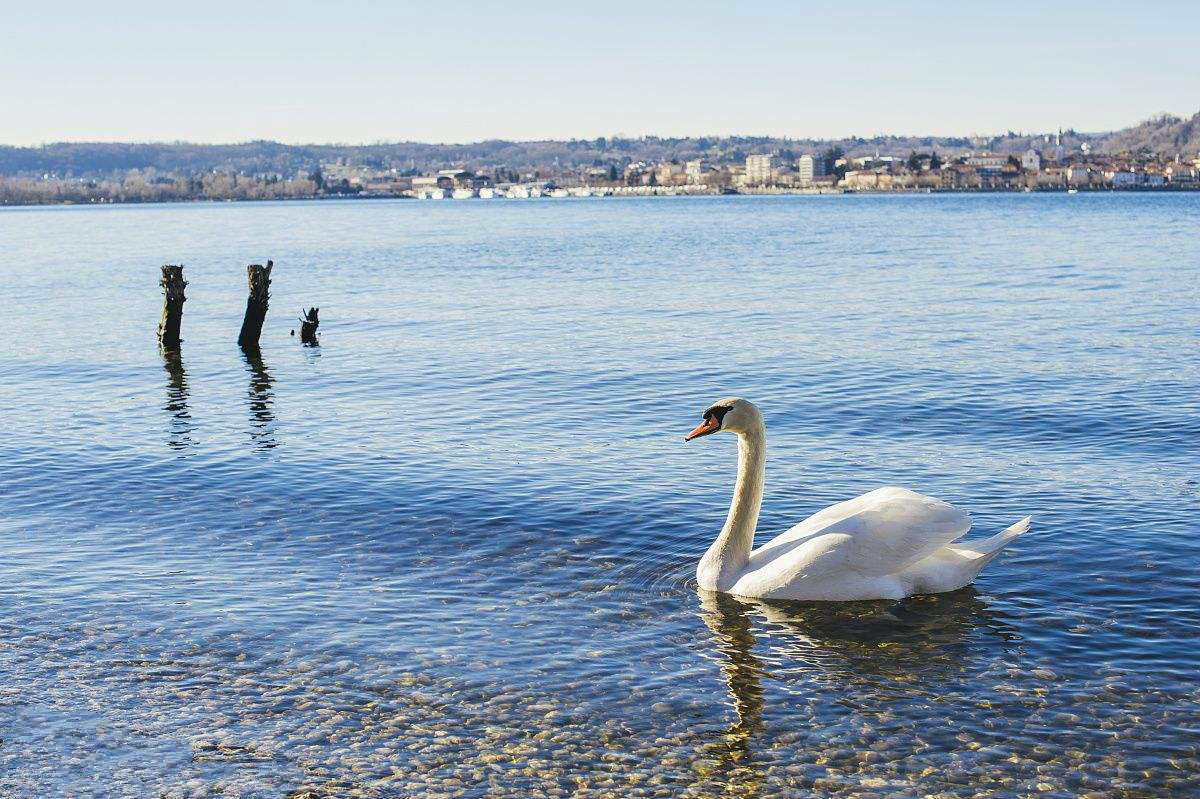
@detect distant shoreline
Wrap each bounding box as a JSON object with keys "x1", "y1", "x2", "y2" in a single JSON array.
[{"x1": 3, "y1": 185, "x2": 1197, "y2": 210}]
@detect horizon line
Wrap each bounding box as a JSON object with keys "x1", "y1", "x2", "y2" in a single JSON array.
[
  {"x1": 3, "y1": 108, "x2": 1193, "y2": 151},
  {"x1": 0, "y1": 128, "x2": 1125, "y2": 150}
]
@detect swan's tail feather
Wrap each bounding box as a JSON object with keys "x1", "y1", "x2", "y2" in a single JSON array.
[{"x1": 953, "y1": 516, "x2": 1031, "y2": 568}]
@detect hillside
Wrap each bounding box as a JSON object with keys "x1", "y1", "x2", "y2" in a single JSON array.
[
  {"x1": 0, "y1": 110, "x2": 1195, "y2": 178},
  {"x1": 1098, "y1": 111, "x2": 1200, "y2": 156},
  {"x1": 0, "y1": 135, "x2": 1066, "y2": 179}
]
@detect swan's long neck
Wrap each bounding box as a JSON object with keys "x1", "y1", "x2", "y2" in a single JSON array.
[{"x1": 697, "y1": 422, "x2": 766, "y2": 591}]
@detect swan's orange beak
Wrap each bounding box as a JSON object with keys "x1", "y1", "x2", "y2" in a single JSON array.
[{"x1": 684, "y1": 416, "x2": 721, "y2": 441}]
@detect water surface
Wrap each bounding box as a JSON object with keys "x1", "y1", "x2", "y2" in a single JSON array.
[{"x1": 0, "y1": 194, "x2": 1197, "y2": 797}]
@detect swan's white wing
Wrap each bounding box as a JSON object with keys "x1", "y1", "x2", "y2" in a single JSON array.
[
  {"x1": 834, "y1": 490, "x2": 971, "y2": 575},
  {"x1": 748, "y1": 487, "x2": 971, "y2": 579}
]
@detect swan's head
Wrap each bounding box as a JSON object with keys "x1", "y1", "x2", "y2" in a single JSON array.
[{"x1": 684, "y1": 397, "x2": 762, "y2": 441}]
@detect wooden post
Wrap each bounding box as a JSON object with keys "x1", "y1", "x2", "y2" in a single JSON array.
[
  {"x1": 157, "y1": 264, "x2": 187, "y2": 349},
  {"x1": 299, "y1": 307, "x2": 319, "y2": 344},
  {"x1": 237, "y1": 259, "x2": 272, "y2": 349}
]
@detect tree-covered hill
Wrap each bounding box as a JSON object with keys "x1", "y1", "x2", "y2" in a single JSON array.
[
  {"x1": 1096, "y1": 111, "x2": 1200, "y2": 157},
  {"x1": 1, "y1": 110, "x2": 1195, "y2": 178}
]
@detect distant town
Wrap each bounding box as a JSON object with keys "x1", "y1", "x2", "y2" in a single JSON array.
[
  {"x1": 2, "y1": 112, "x2": 1199, "y2": 205},
  {"x1": 320, "y1": 134, "x2": 1200, "y2": 200}
]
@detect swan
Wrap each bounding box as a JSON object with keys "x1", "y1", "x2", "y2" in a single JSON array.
[{"x1": 684, "y1": 397, "x2": 1030, "y2": 601}]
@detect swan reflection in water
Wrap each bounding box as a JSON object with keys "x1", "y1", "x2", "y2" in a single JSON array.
[
  {"x1": 693, "y1": 587, "x2": 1019, "y2": 796},
  {"x1": 242, "y1": 347, "x2": 278, "y2": 450},
  {"x1": 161, "y1": 348, "x2": 194, "y2": 449}
]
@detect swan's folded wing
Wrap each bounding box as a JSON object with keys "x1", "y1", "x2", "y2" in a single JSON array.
[{"x1": 833, "y1": 489, "x2": 972, "y2": 577}]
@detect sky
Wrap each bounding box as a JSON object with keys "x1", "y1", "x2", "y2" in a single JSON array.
[{"x1": 2, "y1": 1, "x2": 1197, "y2": 146}]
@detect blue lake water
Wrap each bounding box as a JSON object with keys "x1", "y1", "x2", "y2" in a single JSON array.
[{"x1": 0, "y1": 194, "x2": 1196, "y2": 798}]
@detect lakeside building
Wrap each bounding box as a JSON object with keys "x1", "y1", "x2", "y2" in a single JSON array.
[
  {"x1": 850, "y1": 154, "x2": 900, "y2": 169},
  {"x1": 1108, "y1": 171, "x2": 1140, "y2": 187},
  {"x1": 437, "y1": 169, "x2": 471, "y2": 185},
  {"x1": 797, "y1": 154, "x2": 825, "y2": 184},
  {"x1": 842, "y1": 170, "x2": 892, "y2": 190},
  {"x1": 412, "y1": 175, "x2": 452, "y2": 199},
  {"x1": 1165, "y1": 163, "x2": 1199, "y2": 185},
  {"x1": 584, "y1": 166, "x2": 613, "y2": 183},
  {"x1": 745, "y1": 154, "x2": 774, "y2": 186},
  {"x1": 1038, "y1": 167, "x2": 1068, "y2": 188},
  {"x1": 657, "y1": 162, "x2": 684, "y2": 185},
  {"x1": 1066, "y1": 165, "x2": 1091, "y2": 185},
  {"x1": 965, "y1": 153, "x2": 1008, "y2": 168}
]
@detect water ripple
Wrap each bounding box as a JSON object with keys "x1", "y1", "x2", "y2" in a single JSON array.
[{"x1": 0, "y1": 194, "x2": 1197, "y2": 797}]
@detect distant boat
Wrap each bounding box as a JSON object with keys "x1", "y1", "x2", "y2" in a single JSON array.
[
  {"x1": 1067, "y1": 188, "x2": 1079, "y2": 194},
  {"x1": 479, "y1": 187, "x2": 496, "y2": 199},
  {"x1": 452, "y1": 188, "x2": 476, "y2": 200},
  {"x1": 548, "y1": 188, "x2": 569, "y2": 198}
]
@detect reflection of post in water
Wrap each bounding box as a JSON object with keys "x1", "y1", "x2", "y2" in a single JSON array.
[
  {"x1": 161, "y1": 348, "x2": 194, "y2": 449},
  {"x1": 242, "y1": 347, "x2": 278, "y2": 450},
  {"x1": 696, "y1": 589, "x2": 766, "y2": 799}
]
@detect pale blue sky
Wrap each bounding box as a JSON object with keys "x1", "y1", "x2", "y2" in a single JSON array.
[{"x1": 3, "y1": 1, "x2": 1197, "y2": 145}]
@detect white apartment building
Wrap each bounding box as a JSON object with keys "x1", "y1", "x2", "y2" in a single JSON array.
[
  {"x1": 745, "y1": 154, "x2": 774, "y2": 185},
  {"x1": 797, "y1": 154, "x2": 825, "y2": 182}
]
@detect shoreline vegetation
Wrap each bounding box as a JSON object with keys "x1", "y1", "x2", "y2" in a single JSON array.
[{"x1": 2, "y1": 110, "x2": 1198, "y2": 206}]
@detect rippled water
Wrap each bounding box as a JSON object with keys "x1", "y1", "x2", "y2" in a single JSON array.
[{"x1": 0, "y1": 194, "x2": 1197, "y2": 798}]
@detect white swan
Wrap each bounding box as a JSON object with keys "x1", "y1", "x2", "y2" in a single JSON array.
[{"x1": 684, "y1": 397, "x2": 1030, "y2": 601}]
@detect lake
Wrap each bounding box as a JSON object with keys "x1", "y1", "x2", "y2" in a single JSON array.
[{"x1": 0, "y1": 194, "x2": 1196, "y2": 798}]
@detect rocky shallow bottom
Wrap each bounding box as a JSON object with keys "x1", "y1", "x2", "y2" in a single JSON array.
[{"x1": 2, "y1": 599, "x2": 1196, "y2": 799}]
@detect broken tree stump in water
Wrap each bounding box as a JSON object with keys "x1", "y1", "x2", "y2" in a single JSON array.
[
  {"x1": 157, "y1": 264, "x2": 187, "y2": 349},
  {"x1": 237, "y1": 259, "x2": 272, "y2": 348},
  {"x1": 299, "y1": 307, "x2": 319, "y2": 345}
]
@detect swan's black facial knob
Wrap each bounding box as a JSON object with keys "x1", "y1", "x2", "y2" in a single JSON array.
[
  {"x1": 706, "y1": 405, "x2": 733, "y2": 425},
  {"x1": 685, "y1": 404, "x2": 733, "y2": 441}
]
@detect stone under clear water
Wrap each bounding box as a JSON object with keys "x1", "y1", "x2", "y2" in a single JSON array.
[{"x1": 0, "y1": 194, "x2": 1196, "y2": 798}]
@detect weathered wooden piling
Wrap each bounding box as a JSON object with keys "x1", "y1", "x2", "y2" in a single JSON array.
[
  {"x1": 237, "y1": 259, "x2": 272, "y2": 348},
  {"x1": 299, "y1": 307, "x2": 320, "y2": 345},
  {"x1": 157, "y1": 264, "x2": 187, "y2": 349}
]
